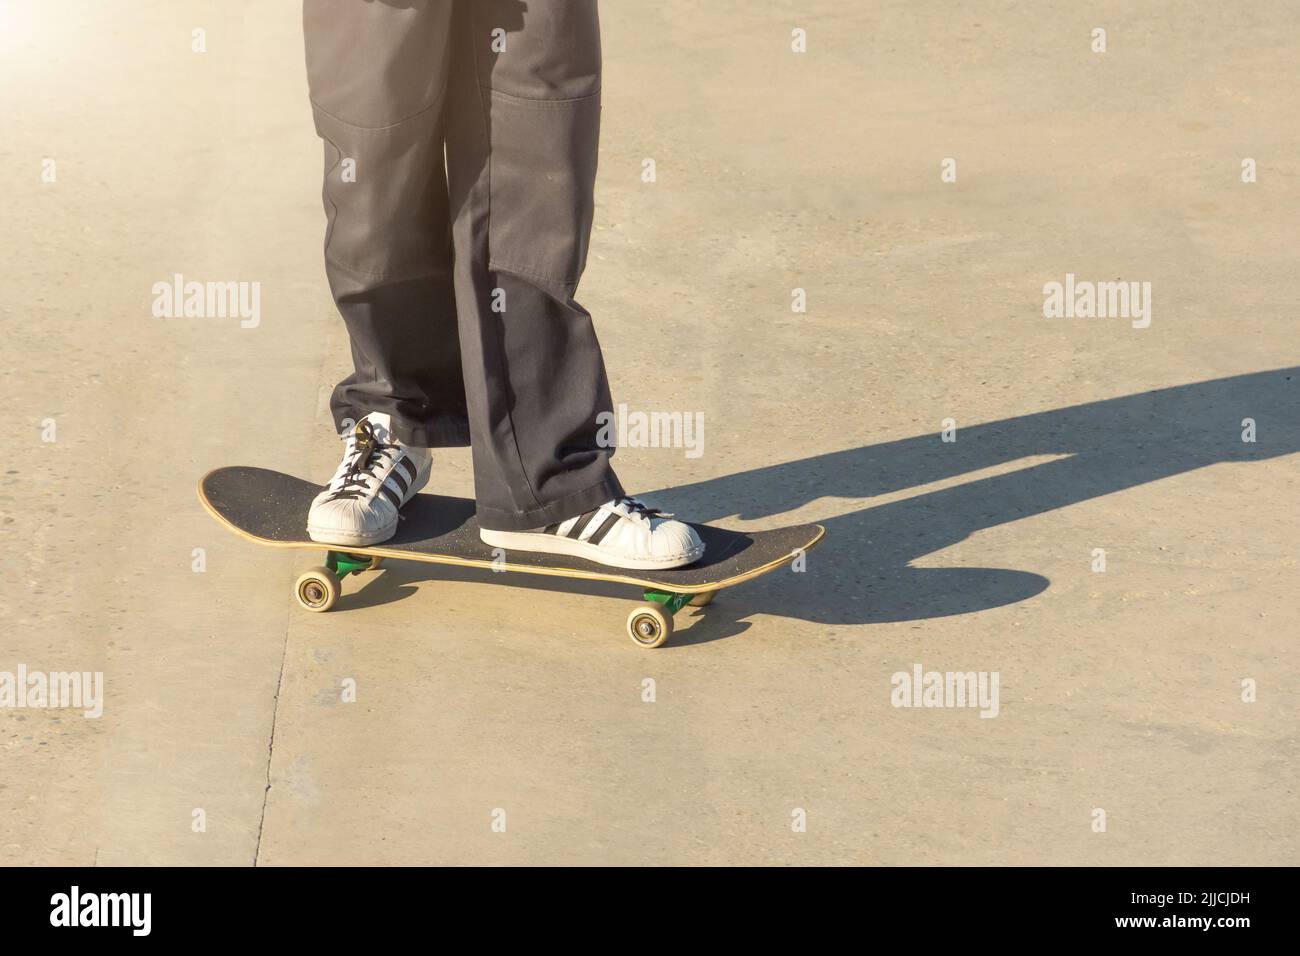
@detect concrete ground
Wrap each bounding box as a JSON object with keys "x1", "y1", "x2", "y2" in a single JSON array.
[{"x1": 2, "y1": 0, "x2": 1296, "y2": 865}]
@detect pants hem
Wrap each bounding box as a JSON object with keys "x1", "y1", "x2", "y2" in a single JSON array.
[
  {"x1": 475, "y1": 474, "x2": 624, "y2": 532},
  {"x1": 399, "y1": 423, "x2": 472, "y2": 448},
  {"x1": 333, "y1": 405, "x2": 471, "y2": 448}
]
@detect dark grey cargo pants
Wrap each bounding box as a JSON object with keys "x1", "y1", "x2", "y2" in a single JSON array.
[{"x1": 303, "y1": 0, "x2": 623, "y2": 531}]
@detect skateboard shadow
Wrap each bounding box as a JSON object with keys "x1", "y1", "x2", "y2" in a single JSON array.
[{"x1": 336, "y1": 368, "x2": 1298, "y2": 640}]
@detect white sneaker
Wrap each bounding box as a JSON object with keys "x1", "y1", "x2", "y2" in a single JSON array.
[
  {"x1": 480, "y1": 496, "x2": 705, "y2": 570},
  {"x1": 307, "y1": 413, "x2": 431, "y2": 547}
]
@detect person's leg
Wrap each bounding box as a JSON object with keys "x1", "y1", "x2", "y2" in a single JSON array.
[
  {"x1": 303, "y1": 0, "x2": 470, "y2": 448},
  {"x1": 303, "y1": 0, "x2": 463, "y2": 546},
  {"x1": 444, "y1": 0, "x2": 624, "y2": 531}
]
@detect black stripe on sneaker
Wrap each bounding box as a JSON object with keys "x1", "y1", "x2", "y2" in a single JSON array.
[
  {"x1": 396, "y1": 456, "x2": 417, "y2": 484},
  {"x1": 566, "y1": 510, "x2": 598, "y2": 539},
  {"x1": 542, "y1": 523, "x2": 560, "y2": 535},
  {"x1": 587, "y1": 511, "x2": 622, "y2": 545},
  {"x1": 378, "y1": 484, "x2": 402, "y2": 509},
  {"x1": 388, "y1": 468, "x2": 409, "y2": 495}
]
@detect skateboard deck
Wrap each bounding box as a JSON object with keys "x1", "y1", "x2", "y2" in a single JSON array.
[{"x1": 198, "y1": 466, "x2": 824, "y2": 647}]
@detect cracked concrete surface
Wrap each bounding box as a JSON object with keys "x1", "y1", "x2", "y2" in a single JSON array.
[{"x1": 2, "y1": 0, "x2": 1297, "y2": 866}]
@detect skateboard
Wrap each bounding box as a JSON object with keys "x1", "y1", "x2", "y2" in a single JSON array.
[{"x1": 198, "y1": 466, "x2": 824, "y2": 648}]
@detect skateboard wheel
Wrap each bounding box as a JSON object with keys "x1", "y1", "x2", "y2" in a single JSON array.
[
  {"x1": 627, "y1": 605, "x2": 673, "y2": 649},
  {"x1": 367, "y1": 556, "x2": 385, "y2": 571},
  {"x1": 688, "y1": 590, "x2": 716, "y2": 607},
  {"x1": 295, "y1": 567, "x2": 340, "y2": 612}
]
